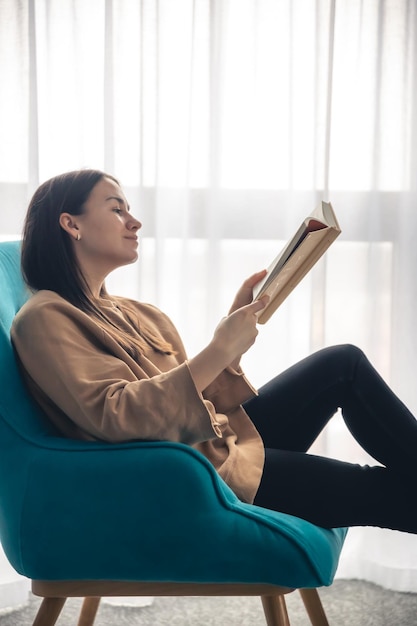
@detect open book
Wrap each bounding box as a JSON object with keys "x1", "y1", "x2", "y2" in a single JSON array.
[{"x1": 253, "y1": 201, "x2": 341, "y2": 324}]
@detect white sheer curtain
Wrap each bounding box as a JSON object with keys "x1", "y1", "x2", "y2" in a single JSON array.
[{"x1": 1, "y1": 0, "x2": 417, "y2": 598}]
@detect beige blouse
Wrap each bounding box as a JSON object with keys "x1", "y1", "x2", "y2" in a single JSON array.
[{"x1": 11, "y1": 290, "x2": 265, "y2": 503}]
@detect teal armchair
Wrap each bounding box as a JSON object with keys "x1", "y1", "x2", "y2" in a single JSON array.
[{"x1": 0, "y1": 240, "x2": 347, "y2": 626}]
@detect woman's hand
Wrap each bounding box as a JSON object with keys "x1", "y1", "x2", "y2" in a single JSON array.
[
  {"x1": 213, "y1": 297, "x2": 269, "y2": 366},
  {"x1": 188, "y1": 296, "x2": 268, "y2": 393},
  {"x1": 224, "y1": 270, "x2": 269, "y2": 370},
  {"x1": 228, "y1": 270, "x2": 268, "y2": 315}
]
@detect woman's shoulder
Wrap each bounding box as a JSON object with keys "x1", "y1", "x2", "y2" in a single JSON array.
[
  {"x1": 22, "y1": 289, "x2": 67, "y2": 305},
  {"x1": 12, "y1": 290, "x2": 92, "y2": 337},
  {"x1": 16, "y1": 290, "x2": 79, "y2": 318}
]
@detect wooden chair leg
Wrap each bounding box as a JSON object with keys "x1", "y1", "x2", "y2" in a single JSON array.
[
  {"x1": 299, "y1": 588, "x2": 329, "y2": 626},
  {"x1": 77, "y1": 597, "x2": 102, "y2": 626},
  {"x1": 261, "y1": 594, "x2": 291, "y2": 626},
  {"x1": 32, "y1": 597, "x2": 67, "y2": 626}
]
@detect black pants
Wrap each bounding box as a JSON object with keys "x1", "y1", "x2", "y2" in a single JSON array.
[{"x1": 243, "y1": 344, "x2": 417, "y2": 533}]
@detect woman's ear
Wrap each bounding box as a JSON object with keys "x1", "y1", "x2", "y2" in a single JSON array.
[{"x1": 59, "y1": 213, "x2": 81, "y2": 241}]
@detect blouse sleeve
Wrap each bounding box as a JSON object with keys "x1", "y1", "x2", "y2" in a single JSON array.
[
  {"x1": 133, "y1": 301, "x2": 258, "y2": 413},
  {"x1": 11, "y1": 297, "x2": 225, "y2": 444}
]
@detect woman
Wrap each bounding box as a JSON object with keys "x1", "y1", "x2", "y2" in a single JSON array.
[{"x1": 11, "y1": 169, "x2": 417, "y2": 533}]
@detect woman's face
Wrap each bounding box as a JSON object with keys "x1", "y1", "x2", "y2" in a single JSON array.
[{"x1": 65, "y1": 176, "x2": 142, "y2": 279}]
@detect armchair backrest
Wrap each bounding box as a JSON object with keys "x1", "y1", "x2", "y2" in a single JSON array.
[
  {"x1": 0, "y1": 241, "x2": 59, "y2": 441},
  {"x1": 0, "y1": 241, "x2": 28, "y2": 328}
]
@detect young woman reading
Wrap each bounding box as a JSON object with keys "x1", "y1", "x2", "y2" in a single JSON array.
[{"x1": 11, "y1": 169, "x2": 417, "y2": 533}]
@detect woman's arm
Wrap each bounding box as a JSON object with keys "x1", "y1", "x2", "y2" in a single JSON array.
[
  {"x1": 11, "y1": 285, "x2": 266, "y2": 445},
  {"x1": 11, "y1": 297, "x2": 222, "y2": 444},
  {"x1": 188, "y1": 292, "x2": 268, "y2": 393}
]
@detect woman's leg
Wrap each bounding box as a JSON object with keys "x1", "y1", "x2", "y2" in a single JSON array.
[
  {"x1": 244, "y1": 343, "x2": 417, "y2": 473},
  {"x1": 244, "y1": 344, "x2": 417, "y2": 532},
  {"x1": 253, "y1": 448, "x2": 417, "y2": 533}
]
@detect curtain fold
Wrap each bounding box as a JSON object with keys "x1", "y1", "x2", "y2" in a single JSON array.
[{"x1": 1, "y1": 0, "x2": 417, "y2": 592}]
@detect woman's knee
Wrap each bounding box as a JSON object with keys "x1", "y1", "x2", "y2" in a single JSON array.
[{"x1": 317, "y1": 344, "x2": 365, "y2": 377}]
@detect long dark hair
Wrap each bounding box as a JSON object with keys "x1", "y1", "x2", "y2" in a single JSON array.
[
  {"x1": 22, "y1": 169, "x2": 110, "y2": 305},
  {"x1": 22, "y1": 169, "x2": 173, "y2": 356}
]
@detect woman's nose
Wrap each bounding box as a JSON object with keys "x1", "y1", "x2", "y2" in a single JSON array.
[{"x1": 129, "y1": 217, "x2": 142, "y2": 231}]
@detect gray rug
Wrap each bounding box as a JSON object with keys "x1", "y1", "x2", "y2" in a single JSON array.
[{"x1": 1, "y1": 580, "x2": 417, "y2": 625}]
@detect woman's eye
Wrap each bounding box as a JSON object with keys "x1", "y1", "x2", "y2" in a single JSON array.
[{"x1": 113, "y1": 207, "x2": 123, "y2": 214}]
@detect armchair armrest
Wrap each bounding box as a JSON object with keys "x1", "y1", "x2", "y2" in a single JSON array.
[{"x1": 14, "y1": 439, "x2": 346, "y2": 589}]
